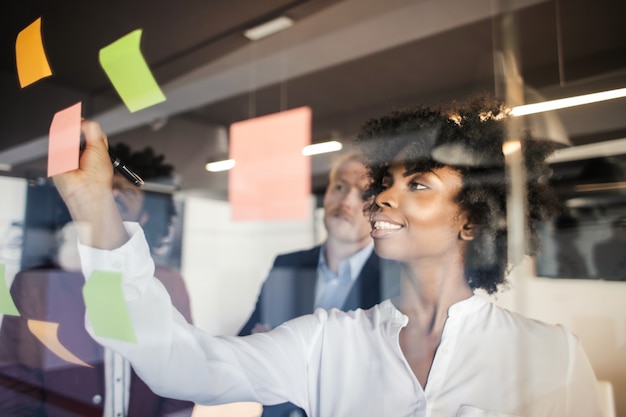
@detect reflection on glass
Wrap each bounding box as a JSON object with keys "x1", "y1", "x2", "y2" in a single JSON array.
[{"x1": 1, "y1": 1, "x2": 624, "y2": 416}]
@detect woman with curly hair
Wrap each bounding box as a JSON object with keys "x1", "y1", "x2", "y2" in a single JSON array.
[{"x1": 52, "y1": 96, "x2": 601, "y2": 416}]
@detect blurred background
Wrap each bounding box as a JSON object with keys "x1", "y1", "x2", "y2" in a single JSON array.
[{"x1": 0, "y1": 0, "x2": 624, "y2": 415}]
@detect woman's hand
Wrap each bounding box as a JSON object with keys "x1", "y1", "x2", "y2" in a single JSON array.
[
  {"x1": 53, "y1": 120, "x2": 113, "y2": 207},
  {"x1": 52, "y1": 120, "x2": 128, "y2": 249}
]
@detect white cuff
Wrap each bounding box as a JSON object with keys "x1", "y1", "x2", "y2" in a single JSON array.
[{"x1": 77, "y1": 222, "x2": 155, "y2": 300}]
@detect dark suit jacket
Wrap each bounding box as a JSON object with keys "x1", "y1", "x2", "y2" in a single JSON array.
[
  {"x1": 238, "y1": 245, "x2": 397, "y2": 417},
  {"x1": 239, "y1": 245, "x2": 391, "y2": 335},
  {"x1": 0, "y1": 265, "x2": 195, "y2": 417}
]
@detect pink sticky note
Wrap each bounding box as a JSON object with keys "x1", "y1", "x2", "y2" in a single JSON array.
[
  {"x1": 48, "y1": 102, "x2": 82, "y2": 177},
  {"x1": 229, "y1": 107, "x2": 312, "y2": 221}
]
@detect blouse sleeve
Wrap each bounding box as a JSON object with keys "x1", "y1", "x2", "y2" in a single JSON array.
[
  {"x1": 564, "y1": 329, "x2": 603, "y2": 417},
  {"x1": 77, "y1": 222, "x2": 321, "y2": 410}
]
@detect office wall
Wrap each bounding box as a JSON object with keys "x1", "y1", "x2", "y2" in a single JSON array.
[
  {"x1": 0, "y1": 176, "x2": 27, "y2": 327},
  {"x1": 482, "y1": 270, "x2": 626, "y2": 416},
  {"x1": 180, "y1": 196, "x2": 316, "y2": 335}
]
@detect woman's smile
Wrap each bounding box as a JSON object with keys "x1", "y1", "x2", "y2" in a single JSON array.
[{"x1": 370, "y1": 216, "x2": 404, "y2": 238}]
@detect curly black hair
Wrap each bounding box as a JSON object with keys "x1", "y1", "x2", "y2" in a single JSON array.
[
  {"x1": 356, "y1": 95, "x2": 561, "y2": 294},
  {"x1": 109, "y1": 143, "x2": 177, "y2": 252}
]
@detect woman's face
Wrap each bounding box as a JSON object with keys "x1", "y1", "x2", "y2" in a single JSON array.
[{"x1": 369, "y1": 157, "x2": 470, "y2": 264}]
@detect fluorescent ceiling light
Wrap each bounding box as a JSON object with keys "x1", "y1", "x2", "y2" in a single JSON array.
[
  {"x1": 511, "y1": 87, "x2": 626, "y2": 116},
  {"x1": 548, "y1": 137, "x2": 626, "y2": 163},
  {"x1": 302, "y1": 141, "x2": 343, "y2": 156},
  {"x1": 501, "y1": 140, "x2": 521, "y2": 156},
  {"x1": 205, "y1": 159, "x2": 235, "y2": 172},
  {"x1": 206, "y1": 141, "x2": 343, "y2": 173},
  {"x1": 244, "y1": 16, "x2": 294, "y2": 41},
  {"x1": 575, "y1": 181, "x2": 626, "y2": 192},
  {"x1": 206, "y1": 86, "x2": 626, "y2": 173}
]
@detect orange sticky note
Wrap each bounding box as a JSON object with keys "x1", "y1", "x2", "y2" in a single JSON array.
[
  {"x1": 16, "y1": 17, "x2": 52, "y2": 88},
  {"x1": 229, "y1": 107, "x2": 311, "y2": 221},
  {"x1": 48, "y1": 102, "x2": 82, "y2": 177},
  {"x1": 27, "y1": 320, "x2": 92, "y2": 368}
]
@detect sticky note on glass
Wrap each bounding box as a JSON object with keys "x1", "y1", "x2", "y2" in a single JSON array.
[
  {"x1": 16, "y1": 17, "x2": 52, "y2": 88},
  {"x1": 27, "y1": 320, "x2": 92, "y2": 367},
  {"x1": 83, "y1": 270, "x2": 137, "y2": 343},
  {"x1": 229, "y1": 107, "x2": 311, "y2": 221},
  {"x1": 48, "y1": 102, "x2": 82, "y2": 177},
  {"x1": 0, "y1": 264, "x2": 19, "y2": 316},
  {"x1": 99, "y1": 29, "x2": 166, "y2": 112}
]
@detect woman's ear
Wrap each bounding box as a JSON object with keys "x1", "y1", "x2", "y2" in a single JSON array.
[{"x1": 460, "y1": 222, "x2": 476, "y2": 241}]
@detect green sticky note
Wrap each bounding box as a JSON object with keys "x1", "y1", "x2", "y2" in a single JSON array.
[
  {"x1": 83, "y1": 270, "x2": 137, "y2": 343},
  {"x1": 0, "y1": 264, "x2": 19, "y2": 316},
  {"x1": 99, "y1": 29, "x2": 166, "y2": 113}
]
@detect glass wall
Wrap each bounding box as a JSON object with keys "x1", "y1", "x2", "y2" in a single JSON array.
[{"x1": 1, "y1": 1, "x2": 625, "y2": 416}]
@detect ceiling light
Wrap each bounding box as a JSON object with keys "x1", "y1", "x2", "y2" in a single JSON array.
[
  {"x1": 502, "y1": 140, "x2": 522, "y2": 156},
  {"x1": 575, "y1": 181, "x2": 626, "y2": 192},
  {"x1": 511, "y1": 87, "x2": 626, "y2": 116},
  {"x1": 244, "y1": 16, "x2": 294, "y2": 41},
  {"x1": 205, "y1": 159, "x2": 235, "y2": 172},
  {"x1": 205, "y1": 141, "x2": 343, "y2": 173},
  {"x1": 302, "y1": 141, "x2": 343, "y2": 156}
]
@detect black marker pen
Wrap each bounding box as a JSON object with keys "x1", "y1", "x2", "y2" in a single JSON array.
[{"x1": 109, "y1": 150, "x2": 144, "y2": 187}]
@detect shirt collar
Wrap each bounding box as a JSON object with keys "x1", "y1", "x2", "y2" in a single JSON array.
[
  {"x1": 446, "y1": 294, "x2": 487, "y2": 318},
  {"x1": 385, "y1": 294, "x2": 487, "y2": 323},
  {"x1": 318, "y1": 241, "x2": 374, "y2": 282}
]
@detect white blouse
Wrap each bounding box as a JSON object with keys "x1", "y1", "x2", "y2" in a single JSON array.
[{"x1": 78, "y1": 223, "x2": 601, "y2": 417}]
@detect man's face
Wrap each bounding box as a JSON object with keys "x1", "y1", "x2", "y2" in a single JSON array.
[
  {"x1": 112, "y1": 173, "x2": 147, "y2": 224},
  {"x1": 323, "y1": 159, "x2": 372, "y2": 244}
]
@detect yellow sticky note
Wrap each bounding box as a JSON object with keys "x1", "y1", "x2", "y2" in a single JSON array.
[
  {"x1": 229, "y1": 107, "x2": 312, "y2": 221},
  {"x1": 15, "y1": 17, "x2": 53, "y2": 88},
  {"x1": 99, "y1": 29, "x2": 166, "y2": 112},
  {"x1": 83, "y1": 270, "x2": 137, "y2": 343},
  {"x1": 48, "y1": 102, "x2": 82, "y2": 177},
  {"x1": 0, "y1": 264, "x2": 19, "y2": 316},
  {"x1": 27, "y1": 320, "x2": 92, "y2": 367}
]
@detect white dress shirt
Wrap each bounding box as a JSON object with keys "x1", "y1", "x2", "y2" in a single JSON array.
[
  {"x1": 314, "y1": 242, "x2": 374, "y2": 309},
  {"x1": 78, "y1": 223, "x2": 601, "y2": 417}
]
